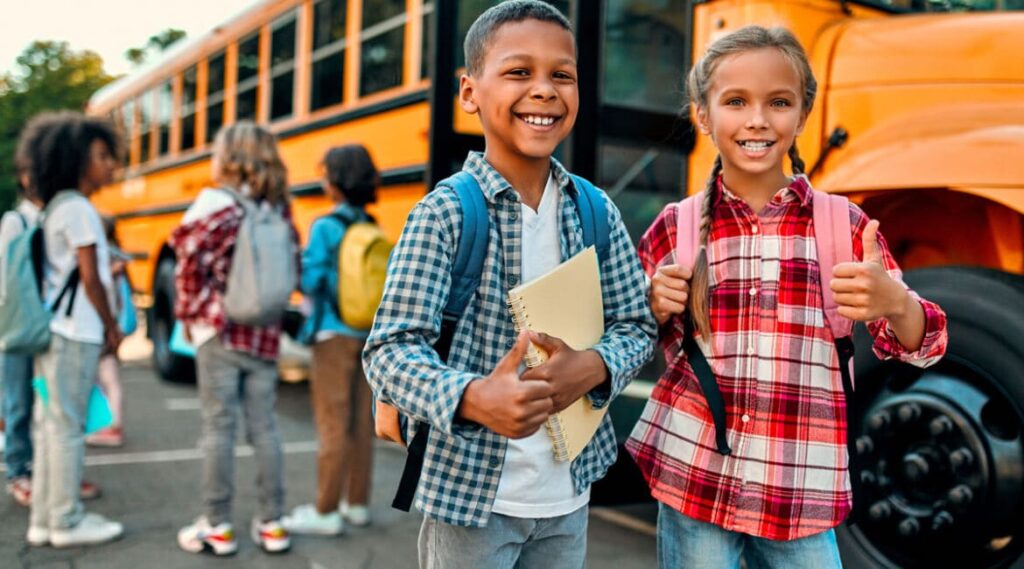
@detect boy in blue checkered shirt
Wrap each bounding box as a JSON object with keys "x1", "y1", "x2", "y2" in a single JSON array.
[{"x1": 362, "y1": 2, "x2": 655, "y2": 567}]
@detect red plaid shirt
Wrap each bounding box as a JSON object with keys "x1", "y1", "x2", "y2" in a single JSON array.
[
  {"x1": 169, "y1": 200, "x2": 298, "y2": 361},
  {"x1": 626, "y1": 176, "x2": 947, "y2": 540}
]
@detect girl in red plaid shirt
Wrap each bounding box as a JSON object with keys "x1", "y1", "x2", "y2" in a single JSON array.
[
  {"x1": 626, "y1": 26, "x2": 947, "y2": 568},
  {"x1": 171, "y1": 123, "x2": 298, "y2": 556}
]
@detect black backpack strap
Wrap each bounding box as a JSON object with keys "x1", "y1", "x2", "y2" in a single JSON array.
[
  {"x1": 683, "y1": 326, "x2": 732, "y2": 455},
  {"x1": 392, "y1": 171, "x2": 489, "y2": 512}
]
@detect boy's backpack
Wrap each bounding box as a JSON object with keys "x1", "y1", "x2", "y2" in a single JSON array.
[
  {"x1": 332, "y1": 209, "x2": 393, "y2": 330},
  {"x1": 0, "y1": 193, "x2": 82, "y2": 354},
  {"x1": 674, "y1": 189, "x2": 856, "y2": 456},
  {"x1": 383, "y1": 171, "x2": 611, "y2": 512},
  {"x1": 223, "y1": 192, "x2": 296, "y2": 326}
]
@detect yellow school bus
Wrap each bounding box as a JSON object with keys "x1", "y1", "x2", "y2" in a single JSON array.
[{"x1": 88, "y1": 1, "x2": 1023, "y2": 566}]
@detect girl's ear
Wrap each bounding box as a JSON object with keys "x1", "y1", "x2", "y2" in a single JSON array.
[
  {"x1": 796, "y1": 109, "x2": 809, "y2": 136},
  {"x1": 459, "y1": 75, "x2": 479, "y2": 115},
  {"x1": 695, "y1": 105, "x2": 711, "y2": 135}
]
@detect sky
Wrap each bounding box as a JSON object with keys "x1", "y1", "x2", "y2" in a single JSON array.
[{"x1": 0, "y1": 0, "x2": 262, "y2": 78}]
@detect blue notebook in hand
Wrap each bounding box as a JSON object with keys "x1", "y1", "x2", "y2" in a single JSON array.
[
  {"x1": 170, "y1": 321, "x2": 197, "y2": 357},
  {"x1": 33, "y1": 378, "x2": 114, "y2": 434}
]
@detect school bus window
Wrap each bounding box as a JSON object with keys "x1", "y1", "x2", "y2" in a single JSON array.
[
  {"x1": 421, "y1": 2, "x2": 434, "y2": 80},
  {"x1": 207, "y1": 51, "x2": 226, "y2": 143},
  {"x1": 270, "y1": 13, "x2": 298, "y2": 121},
  {"x1": 181, "y1": 65, "x2": 198, "y2": 151},
  {"x1": 157, "y1": 80, "x2": 172, "y2": 156},
  {"x1": 359, "y1": 0, "x2": 405, "y2": 97},
  {"x1": 139, "y1": 91, "x2": 152, "y2": 164},
  {"x1": 603, "y1": 1, "x2": 688, "y2": 114},
  {"x1": 311, "y1": 0, "x2": 347, "y2": 111},
  {"x1": 599, "y1": 137, "x2": 686, "y2": 244},
  {"x1": 237, "y1": 32, "x2": 261, "y2": 122}
]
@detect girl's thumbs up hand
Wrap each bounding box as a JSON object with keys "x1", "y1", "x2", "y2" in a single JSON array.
[
  {"x1": 829, "y1": 219, "x2": 909, "y2": 322},
  {"x1": 458, "y1": 331, "x2": 555, "y2": 439}
]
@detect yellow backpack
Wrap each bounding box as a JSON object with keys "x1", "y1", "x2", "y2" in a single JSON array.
[{"x1": 333, "y1": 211, "x2": 393, "y2": 330}]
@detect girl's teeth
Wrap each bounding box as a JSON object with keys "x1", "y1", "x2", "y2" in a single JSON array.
[{"x1": 742, "y1": 141, "x2": 770, "y2": 150}]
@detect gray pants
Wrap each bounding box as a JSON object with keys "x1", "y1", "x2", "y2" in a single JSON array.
[
  {"x1": 418, "y1": 506, "x2": 588, "y2": 569},
  {"x1": 30, "y1": 335, "x2": 101, "y2": 530},
  {"x1": 196, "y1": 338, "x2": 284, "y2": 525}
]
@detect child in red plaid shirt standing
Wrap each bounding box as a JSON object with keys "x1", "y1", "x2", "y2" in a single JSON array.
[
  {"x1": 626, "y1": 26, "x2": 948, "y2": 568},
  {"x1": 170, "y1": 122, "x2": 298, "y2": 556}
]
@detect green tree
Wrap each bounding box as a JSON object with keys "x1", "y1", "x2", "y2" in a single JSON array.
[
  {"x1": 123, "y1": 28, "x2": 186, "y2": 67},
  {"x1": 0, "y1": 41, "x2": 115, "y2": 210}
]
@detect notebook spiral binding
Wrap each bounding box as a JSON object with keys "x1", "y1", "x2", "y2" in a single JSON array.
[{"x1": 506, "y1": 295, "x2": 572, "y2": 461}]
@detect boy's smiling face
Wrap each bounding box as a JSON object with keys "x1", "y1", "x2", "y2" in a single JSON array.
[{"x1": 460, "y1": 18, "x2": 578, "y2": 171}]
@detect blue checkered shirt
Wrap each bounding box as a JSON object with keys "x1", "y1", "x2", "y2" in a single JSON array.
[{"x1": 363, "y1": 152, "x2": 655, "y2": 527}]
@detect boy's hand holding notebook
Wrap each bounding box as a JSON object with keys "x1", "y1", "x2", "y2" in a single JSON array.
[
  {"x1": 521, "y1": 332, "x2": 607, "y2": 413},
  {"x1": 507, "y1": 246, "x2": 607, "y2": 462}
]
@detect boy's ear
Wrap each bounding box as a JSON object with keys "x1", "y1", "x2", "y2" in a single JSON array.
[{"x1": 459, "y1": 75, "x2": 479, "y2": 115}]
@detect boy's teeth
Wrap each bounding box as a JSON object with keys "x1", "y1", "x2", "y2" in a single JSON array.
[{"x1": 523, "y1": 115, "x2": 555, "y2": 126}]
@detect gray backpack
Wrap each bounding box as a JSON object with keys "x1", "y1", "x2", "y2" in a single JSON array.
[{"x1": 223, "y1": 191, "x2": 295, "y2": 326}]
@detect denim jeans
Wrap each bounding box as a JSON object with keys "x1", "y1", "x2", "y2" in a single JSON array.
[
  {"x1": 418, "y1": 506, "x2": 588, "y2": 569},
  {"x1": 196, "y1": 337, "x2": 284, "y2": 525},
  {"x1": 2, "y1": 351, "x2": 34, "y2": 479},
  {"x1": 657, "y1": 502, "x2": 843, "y2": 569},
  {"x1": 30, "y1": 335, "x2": 101, "y2": 530}
]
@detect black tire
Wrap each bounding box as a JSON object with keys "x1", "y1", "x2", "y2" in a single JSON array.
[
  {"x1": 839, "y1": 267, "x2": 1024, "y2": 569},
  {"x1": 150, "y1": 256, "x2": 195, "y2": 383}
]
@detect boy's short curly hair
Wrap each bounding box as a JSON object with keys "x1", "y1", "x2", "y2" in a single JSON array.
[
  {"x1": 28, "y1": 111, "x2": 120, "y2": 204},
  {"x1": 464, "y1": 0, "x2": 573, "y2": 76},
  {"x1": 14, "y1": 112, "x2": 64, "y2": 196}
]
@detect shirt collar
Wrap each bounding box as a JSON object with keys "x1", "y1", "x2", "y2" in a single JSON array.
[
  {"x1": 717, "y1": 173, "x2": 813, "y2": 207},
  {"x1": 462, "y1": 151, "x2": 572, "y2": 204}
]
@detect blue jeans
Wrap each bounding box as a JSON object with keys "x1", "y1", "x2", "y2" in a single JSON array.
[
  {"x1": 418, "y1": 506, "x2": 588, "y2": 569},
  {"x1": 657, "y1": 502, "x2": 842, "y2": 569},
  {"x1": 2, "y1": 351, "x2": 34, "y2": 480}
]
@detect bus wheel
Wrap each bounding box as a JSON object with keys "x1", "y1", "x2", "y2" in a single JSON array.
[
  {"x1": 150, "y1": 257, "x2": 195, "y2": 383},
  {"x1": 838, "y1": 267, "x2": 1024, "y2": 569}
]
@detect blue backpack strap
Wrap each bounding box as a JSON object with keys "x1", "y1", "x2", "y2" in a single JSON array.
[
  {"x1": 435, "y1": 171, "x2": 489, "y2": 360},
  {"x1": 568, "y1": 174, "x2": 610, "y2": 263},
  {"x1": 392, "y1": 170, "x2": 489, "y2": 513}
]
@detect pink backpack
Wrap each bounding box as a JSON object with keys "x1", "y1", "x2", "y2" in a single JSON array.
[{"x1": 673, "y1": 189, "x2": 856, "y2": 454}]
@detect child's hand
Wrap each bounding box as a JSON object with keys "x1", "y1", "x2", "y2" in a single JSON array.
[
  {"x1": 521, "y1": 332, "x2": 608, "y2": 412},
  {"x1": 830, "y1": 220, "x2": 910, "y2": 322},
  {"x1": 651, "y1": 264, "x2": 692, "y2": 325},
  {"x1": 458, "y1": 331, "x2": 555, "y2": 439}
]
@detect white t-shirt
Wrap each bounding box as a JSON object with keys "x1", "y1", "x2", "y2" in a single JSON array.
[
  {"x1": 180, "y1": 187, "x2": 237, "y2": 348},
  {"x1": 44, "y1": 192, "x2": 113, "y2": 345},
  {"x1": 491, "y1": 173, "x2": 591, "y2": 518},
  {"x1": 0, "y1": 200, "x2": 41, "y2": 258}
]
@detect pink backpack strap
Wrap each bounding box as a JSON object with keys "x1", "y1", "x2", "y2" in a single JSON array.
[
  {"x1": 812, "y1": 190, "x2": 855, "y2": 341},
  {"x1": 675, "y1": 191, "x2": 704, "y2": 269}
]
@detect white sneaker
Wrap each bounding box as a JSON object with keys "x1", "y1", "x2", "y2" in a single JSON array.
[
  {"x1": 341, "y1": 502, "x2": 371, "y2": 527},
  {"x1": 282, "y1": 504, "x2": 343, "y2": 536},
  {"x1": 251, "y1": 517, "x2": 291, "y2": 553},
  {"x1": 49, "y1": 513, "x2": 124, "y2": 548},
  {"x1": 26, "y1": 526, "x2": 49, "y2": 546},
  {"x1": 177, "y1": 516, "x2": 238, "y2": 556}
]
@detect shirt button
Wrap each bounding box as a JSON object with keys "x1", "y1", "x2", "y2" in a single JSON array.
[
  {"x1": 747, "y1": 347, "x2": 755, "y2": 356},
  {"x1": 751, "y1": 225, "x2": 759, "y2": 234},
  {"x1": 489, "y1": 457, "x2": 501, "y2": 467},
  {"x1": 510, "y1": 211, "x2": 519, "y2": 221},
  {"x1": 507, "y1": 338, "x2": 515, "y2": 348},
  {"x1": 508, "y1": 275, "x2": 519, "y2": 286},
  {"x1": 741, "y1": 414, "x2": 751, "y2": 423},
  {"x1": 748, "y1": 287, "x2": 757, "y2": 296}
]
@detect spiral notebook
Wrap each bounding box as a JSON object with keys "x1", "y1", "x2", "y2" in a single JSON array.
[{"x1": 507, "y1": 246, "x2": 605, "y2": 462}]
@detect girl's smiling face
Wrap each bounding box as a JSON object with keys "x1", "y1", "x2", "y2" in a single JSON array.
[{"x1": 697, "y1": 47, "x2": 808, "y2": 189}]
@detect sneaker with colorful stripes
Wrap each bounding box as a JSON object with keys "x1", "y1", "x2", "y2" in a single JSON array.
[
  {"x1": 251, "y1": 517, "x2": 290, "y2": 554},
  {"x1": 177, "y1": 516, "x2": 238, "y2": 556}
]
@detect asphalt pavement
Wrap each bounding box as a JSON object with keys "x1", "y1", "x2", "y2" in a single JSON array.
[{"x1": 0, "y1": 336, "x2": 657, "y2": 568}]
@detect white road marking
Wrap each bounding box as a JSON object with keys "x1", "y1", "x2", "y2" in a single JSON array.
[
  {"x1": 590, "y1": 507, "x2": 657, "y2": 537},
  {"x1": 165, "y1": 398, "x2": 203, "y2": 411},
  {"x1": 0, "y1": 441, "x2": 319, "y2": 472}
]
